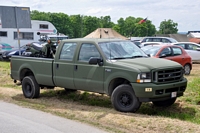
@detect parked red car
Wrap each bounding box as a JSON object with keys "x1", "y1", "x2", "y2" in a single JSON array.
[{"x1": 141, "y1": 44, "x2": 192, "y2": 75}]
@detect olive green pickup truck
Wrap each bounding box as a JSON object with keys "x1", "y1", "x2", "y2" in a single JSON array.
[{"x1": 10, "y1": 38, "x2": 187, "y2": 113}]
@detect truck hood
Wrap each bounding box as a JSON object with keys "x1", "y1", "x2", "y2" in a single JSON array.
[{"x1": 110, "y1": 58, "x2": 182, "y2": 72}]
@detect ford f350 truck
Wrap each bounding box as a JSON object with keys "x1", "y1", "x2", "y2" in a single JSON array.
[{"x1": 10, "y1": 38, "x2": 187, "y2": 113}]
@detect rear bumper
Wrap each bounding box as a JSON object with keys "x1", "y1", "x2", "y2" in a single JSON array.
[{"x1": 131, "y1": 78, "x2": 187, "y2": 102}]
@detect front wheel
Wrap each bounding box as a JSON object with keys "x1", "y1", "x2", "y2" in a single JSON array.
[
  {"x1": 22, "y1": 76, "x2": 40, "y2": 98},
  {"x1": 111, "y1": 84, "x2": 141, "y2": 113},
  {"x1": 152, "y1": 98, "x2": 177, "y2": 107}
]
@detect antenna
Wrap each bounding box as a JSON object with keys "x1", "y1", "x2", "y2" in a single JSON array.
[
  {"x1": 104, "y1": 28, "x2": 111, "y2": 60},
  {"x1": 100, "y1": 28, "x2": 101, "y2": 38}
]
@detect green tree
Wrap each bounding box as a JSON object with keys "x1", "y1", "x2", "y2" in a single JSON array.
[
  {"x1": 115, "y1": 17, "x2": 156, "y2": 37},
  {"x1": 158, "y1": 19, "x2": 178, "y2": 34},
  {"x1": 49, "y1": 13, "x2": 71, "y2": 36},
  {"x1": 123, "y1": 16, "x2": 136, "y2": 37},
  {"x1": 115, "y1": 18, "x2": 125, "y2": 35},
  {"x1": 69, "y1": 15, "x2": 82, "y2": 38},
  {"x1": 100, "y1": 16, "x2": 114, "y2": 28},
  {"x1": 82, "y1": 16, "x2": 101, "y2": 37},
  {"x1": 31, "y1": 10, "x2": 51, "y2": 21}
]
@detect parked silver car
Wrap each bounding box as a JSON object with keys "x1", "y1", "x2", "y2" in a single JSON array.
[{"x1": 172, "y1": 42, "x2": 200, "y2": 62}]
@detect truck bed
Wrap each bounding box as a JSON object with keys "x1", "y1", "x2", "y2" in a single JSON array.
[{"x1": 11, "y1": 56, "x2": 55, "y2": 86}]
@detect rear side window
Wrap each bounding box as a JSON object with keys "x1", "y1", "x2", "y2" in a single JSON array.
[
  {"x1": 78, "y1": 43, "x2": 100, "y2": 61},
  {"x1": 162, "y1": 38, "x2": 170, "y2": 43},
  {"x1": 187, "y1": 44, "x2": 200, "y2": 50},
  {"x1": 172, "y1": 47, "x2": 182, "y2": 55},
  {"x1": 59, "y1": 42, "x2": 77, "y2": 60},
  {"x1": 159, "y1": 47, "x2": 172, "y2": 56}
]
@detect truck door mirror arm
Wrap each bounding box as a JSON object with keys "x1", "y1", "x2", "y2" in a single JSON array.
[{"x1": 89, "y1": 57, "x2": 103, "y2": 66}]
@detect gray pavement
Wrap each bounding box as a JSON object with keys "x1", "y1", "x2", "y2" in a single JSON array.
[{"x1": 0, "y1": 101, "x2": 108, "y2": 133}]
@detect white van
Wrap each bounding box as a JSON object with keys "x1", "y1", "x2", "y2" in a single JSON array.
[{"x1": 0, "y1": 20, "x2": 66, "y2": 54}]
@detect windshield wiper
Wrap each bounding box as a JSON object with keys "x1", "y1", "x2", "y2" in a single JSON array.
[
  {"x1": 112, "y1": 57, "x2": 126, "y2": 59},
  {"x1": 112, "y1": 56, "x2": 148, "y2": 60},
  {"x1": 130, "y1": 55, "x2": 148, "y2": 58}
]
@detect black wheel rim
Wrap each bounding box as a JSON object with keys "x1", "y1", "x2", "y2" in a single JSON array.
[
  {"x1": 25, "y1": 83, "x2": 32, "y2": 95},
  {"x1": 119, "y1": 92, "x2": 133, "y2": 107}
]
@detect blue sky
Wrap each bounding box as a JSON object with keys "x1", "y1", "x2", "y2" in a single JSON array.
[{"x1": 1, "y1": 0, "x2": 200, "y2": 32}]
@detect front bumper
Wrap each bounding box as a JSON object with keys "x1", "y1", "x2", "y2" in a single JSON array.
[{"x1": 131, "y1": 78, "x2": 187, "y2": 102}]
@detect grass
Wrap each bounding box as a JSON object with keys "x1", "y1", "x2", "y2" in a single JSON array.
[{"x1": 1, "y1": 61, "x2": 200, "y2": 133}]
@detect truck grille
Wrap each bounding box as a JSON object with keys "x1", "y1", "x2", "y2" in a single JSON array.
[{"x1": 153, "y1": 68, "x2": 183, "y2": 83}]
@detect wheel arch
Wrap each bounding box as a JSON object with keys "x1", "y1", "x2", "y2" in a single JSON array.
[
  {"x1": 20, "y1": 68, "x2": 35, "y2": 82},
  {"x1": 108, "y1": 78, "x2": 131, "y2": 96}
]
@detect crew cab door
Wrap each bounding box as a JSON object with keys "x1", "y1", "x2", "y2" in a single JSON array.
[
  {"x1": 73, "y1": 43, "x2": 104, "y2": 93},
  {"x1": 53, "y1": 42, "x2": 77, "y2": 89}
]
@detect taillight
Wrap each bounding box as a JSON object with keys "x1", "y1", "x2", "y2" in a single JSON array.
[{"x1": 10, "y1": 61, "x2": 12, "y2": 70}]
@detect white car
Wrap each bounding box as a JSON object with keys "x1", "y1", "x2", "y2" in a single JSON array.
[
  {"x1": 140, "y1": 42, "x2": 170, "y2": 47},
  {"x1": 172, "y1": 42, "x2": 200, "y2": 62},
  {"x1": 141, "y1": 37, "x2": 178, "y2": 43}
]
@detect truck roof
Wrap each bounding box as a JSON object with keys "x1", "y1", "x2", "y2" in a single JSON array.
[{"x1": 61, "y1": 38, "x2": 126, "y2": 43}]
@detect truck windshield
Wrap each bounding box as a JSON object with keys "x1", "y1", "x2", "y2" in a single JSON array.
[{"x1": 98, "y1": 41, "x2": 148, "y2": 59}]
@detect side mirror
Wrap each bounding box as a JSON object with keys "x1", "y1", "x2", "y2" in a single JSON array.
[
  {"x1": 89, "y1": 57, "x2": 103, "y2": 66},
  {"x1": 159, "y1": 54, "x2": 167, "y2": 58}
]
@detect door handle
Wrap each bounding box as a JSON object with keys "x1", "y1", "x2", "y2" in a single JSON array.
[
  {"x1": 74, "y1": 65, "x2": 78, "y2": 71},
  {"x1": 56, "y1": 64, "x2": 59, "y2": 69}
]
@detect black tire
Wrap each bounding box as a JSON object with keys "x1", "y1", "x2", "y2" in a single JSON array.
[
  {"x1": 184, "y1": 64, "x2": 191, "y2": 75},
  {"x1": 64, "y1": 88, "x2": 77, "y2": 93},
  {"x1": 111, "y1": 84, "x2": 141, "y2": 113},
  {"x1": 22, "y1": 76, "x2": 40, "y2": 98},
  {"x1": 152, "y1": 98, "x2": 177, "y2": 107}
]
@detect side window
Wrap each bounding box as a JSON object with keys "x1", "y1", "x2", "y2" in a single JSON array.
[
  {"x1": 152, "y1": 38, "x2": 161, "y2": 42},
  {"x1": 187, "y1": 44, "x2": 196, "y2": 50},
  {"x1": 142, "y1": 38, "x2": 147, "y2": 42},
  {"x1": 160, "y1": 47, "x2": 172, "y2": 56},
  {"x1": 146, "y1": 38, "x2": 152, "y2": 42},
  {"x1": 0, "y1": 31, "x2": 7, "y2": 37},
  {"x1": 78, "y1": 43, "x2": 100, "y2": 61},
  {"x1": 175, "y1": 44, "x2": 185, "y2": 49},
  {"x1": 162, "y1": 38, "x2": 170, "y2": 43},
  {"x1": 59, "y1": 42, "x2": 77, "y2": 60},
  {"x1": 14, "y1": 32, "x2": 33, "y2": 40},
  {"x1": 172, "y1": 47, "x2": 182, "y2": 56},
  {"x1": 192, "y1": 44, "x2": 198, "y2": 50}
]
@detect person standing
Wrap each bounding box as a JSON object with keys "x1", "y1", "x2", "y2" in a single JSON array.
[{"x1": 42, "y1": 39, "x2": 55, "y2": 58}]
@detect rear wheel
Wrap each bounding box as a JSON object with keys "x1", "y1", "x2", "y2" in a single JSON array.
[
  {"x1": 152, "y1": 98, "x2": 177, "y2": 107},
  {"x1": 184, "y1": 64, "x2": 191, "y2": 75},
  {"x1": 111, "y1": 84, "x2": 141, "y2": 113},
  {"x1": 22, "y1": 76, "x2": 40, "y2": 98}
]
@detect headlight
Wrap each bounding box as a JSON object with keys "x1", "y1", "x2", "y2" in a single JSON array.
[{"x1": 137, "y1": 72, "x2": 151, "y2": 83}]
